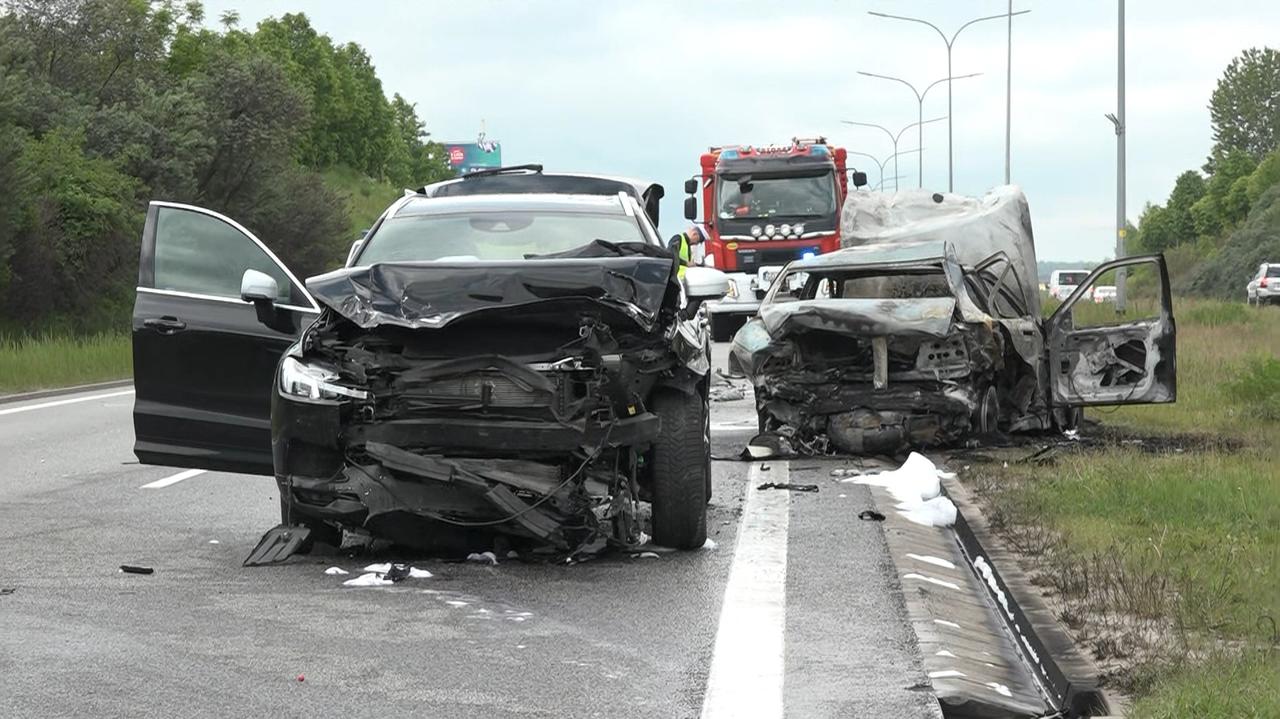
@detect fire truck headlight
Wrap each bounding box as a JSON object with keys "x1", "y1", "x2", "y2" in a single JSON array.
[
  {"x1": 779, "y1": 224, "x2": 791, "y2": 236},
  {"x1": 793, "y1": 223, "x2": 805, "y2": 235},
  {"x1": 764, "y1": 224, "x2": 776, "y2": 237},
  {"x1": 750, "y1": 225, "x2": 762, "y2": 237}
]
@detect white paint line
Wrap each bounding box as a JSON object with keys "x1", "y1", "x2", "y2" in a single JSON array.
[
  {"x1": 710, "y1": 420, "x2": 756, "y2": 432},
  {"x1": 140, "y1": 468, "x2": 205, "y2": 489},
  {"x1": 0, "y1": 389, "x2": 134, "y2": 417},
  {"x1": 701, "y1": 462, "x2": 790, "y2": 719},
  {"x1": 904, "y1": 572, "x2": 962, "y2": 591},
  {"x1": 929, "y1": 669, "x2": 967, "y2": 679},
  {"x1": 935, "y1": 649, "x2": 957, "y2": 658},
  {"x1": 934, "y1": 618, "x2": 961, "y2": 629},
  {"x1": 906, "y1": 553, "x2": 957, "y2": 570}
]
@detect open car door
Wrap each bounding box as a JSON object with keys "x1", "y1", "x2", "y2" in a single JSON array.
[
  {"x1": 132, "y1": 202, "x2": 319, "y2": 475},
  {"x1": 1046, "y1": 254, "x2": 1176, "y2": 407}
]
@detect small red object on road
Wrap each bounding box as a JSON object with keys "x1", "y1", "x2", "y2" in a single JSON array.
[{"x1": 296, "y1": 674, "x2": 305, "y2": 682}]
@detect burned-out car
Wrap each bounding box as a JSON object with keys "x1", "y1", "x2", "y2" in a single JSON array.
[
  {"x1": 729, "y1": 187, "x2": 1176, "y2": 454},
  {"x1": 132, "y1": 170, "x2": 729, "y2": 561}
]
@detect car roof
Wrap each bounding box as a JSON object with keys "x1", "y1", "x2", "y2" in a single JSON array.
[
  {"x1": 391, "y1": 193, "x2": 632, "y2": 218},
  {"x1": 419, "y1": 168, "x2": 665, "y2": 225},
  {"x1": 786, "y1": 238, "x2": 948, "y2": 271}
]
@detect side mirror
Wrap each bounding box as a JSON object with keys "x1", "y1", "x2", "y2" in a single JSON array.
[
  {"x1": 683, "y1": 177, "x2": 698, "y2": 195},
  {"x1": 346, "y1": 238, "x2": 365, "y2": 266},
  {"x1": 683, "y1": 196, "x2": 698, "y2": 221},
  {"x1": 240, "y1": 269, "x2": 279, "y2": 303},
  {"x1": 684, "y1": 266, "x2": 730, "y2": 300},
  {"x1": 851, "y1": 171, "x2": 868, "y2": 188}
]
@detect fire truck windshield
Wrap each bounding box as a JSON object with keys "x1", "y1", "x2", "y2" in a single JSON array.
[{"x1": 717, "y1": 172, "x2": 837, "y2": 220}]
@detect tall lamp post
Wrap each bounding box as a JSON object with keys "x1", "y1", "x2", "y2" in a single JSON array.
[
  {"x1": 857, "y1": 71, "x2": 981, "y2": 188},
  {"x1": 1105, "y1": 0, "x2": 1127, "y2": 312},
  {"x1": 842, "y1": 117, "x2": 946, "y2": 192},
  {"x1": 869, "y1": 8, "x2": 1029, "y2": 191},
  {"x1": 847, "y1": 148, "x2": 922, "y2": 191}
]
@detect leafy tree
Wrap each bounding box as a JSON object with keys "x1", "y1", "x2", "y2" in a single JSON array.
[
  {"x1": 1208, "y1": 47, "x2": 1280, "y2": 170},
  {"x1": 1191, "y1": 183, "x2": 1280, "y2": 298},
  {"x1": 1245, "y1": 147, "x2": 1280, "y2": 206}
]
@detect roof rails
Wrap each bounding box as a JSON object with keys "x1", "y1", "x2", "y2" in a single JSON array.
[{"x1": 462, "y1": 163, "x2": 544, "y2": 179}]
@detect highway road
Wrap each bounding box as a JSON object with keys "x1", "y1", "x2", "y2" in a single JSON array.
[{"x1": 0, "y1": 345, "x2": 946, "y2": 718}]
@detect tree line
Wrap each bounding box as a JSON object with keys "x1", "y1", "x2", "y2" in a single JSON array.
[
  {"x1": 0, "y1": 0, "x2": 453, "y2": 334},
  {"x1": 1130, "y1": 47, "x2": 1280, "y2": 298}
]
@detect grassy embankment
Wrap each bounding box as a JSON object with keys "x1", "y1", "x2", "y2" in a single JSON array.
[
  {"x1": 965, "y1": 297, "x2": 1279, "y2": 717},
  {"x1": 0, "y1": 168, "x2": 401, "y2": 396}
]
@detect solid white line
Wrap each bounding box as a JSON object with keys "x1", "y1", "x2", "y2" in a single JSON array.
[
  {"x1": 701, "y1": 462, "x2": 790, "y2": 719},
  {"x1": 140, "y1": 469, "x2": 205, "y2": 489},
  {"x1": 0, "y1": 389, "x2": 134, "y2": 417}
]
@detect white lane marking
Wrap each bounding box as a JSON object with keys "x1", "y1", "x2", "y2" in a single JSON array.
[
  {"x1": 140, "y1": 469, "x2": 205, "y2": 489},
  {"x1": 906, "y1": 553, "x2": 956, "y2": 570},
  {"x1": 701, "y1": 462, "x2": 790, "y2": 719},
  {"x1": 0, "y1": 389, "x2": 134, "y2": 417},
  {"x1": 710, "y1": 420, "x2": 756, "y2": 432},
  {"x1": 904, "y1": 572, "x2": 961, "y2": 591}
]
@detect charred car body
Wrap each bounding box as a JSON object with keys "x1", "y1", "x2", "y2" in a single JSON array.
[
  {"x1": 132, "y1": 169, "x2": 729, "y2": 561},
  {"x1": 730, "y1": 187, "x2": 1176, "y2": 455}
]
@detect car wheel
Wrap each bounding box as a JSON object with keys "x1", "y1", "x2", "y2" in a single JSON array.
[
  {"x1": 1052, "y1": 406, "x2": 1082, "y2": 433},
  {"x1": 703, "y1": 386, "x2": 713, "y2": 504},
  {"x1": 978, "y1": 385, "x2": 1000, "y2": 434},
  {"x1": 650, "y1": 389, "x2": 708, "y2": 549}
]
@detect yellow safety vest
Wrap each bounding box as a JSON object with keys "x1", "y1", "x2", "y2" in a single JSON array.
[{"x1": 676, "y1": 233, "x2": 691, "y2": 279}]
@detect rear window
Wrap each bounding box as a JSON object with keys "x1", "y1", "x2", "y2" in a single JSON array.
[
  {"x1": 1057, "y1": 271, "x2": 1089, "y2": 285},
  {"x1": 1267, "y1": 265, "x2": 1280, "y2": 278},
  {"x1": 358, "y1": 211, "x2": 645, "y2": 264}
]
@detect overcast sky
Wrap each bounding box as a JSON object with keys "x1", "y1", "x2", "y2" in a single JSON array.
[{"x1": 202, "y1": 0, "x2": 1279, "y2": 261}]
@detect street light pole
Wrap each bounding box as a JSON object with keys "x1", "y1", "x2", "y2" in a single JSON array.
[
  {"x1": 843, "y1": 117, "x2": 946, "y2": 192},
  {"x1": 857, "y1": 71, "x2": 981, "y2": 188},
  {"x1": 847, "y1": 148, "x2": 922, "y2": 192},
  {"x1": 1005, "y1": 0, "x2": 1013, "y2": 183},
  {"x1": 869, "y1": 8, "x2": 1029, "y2": 192},
  {"x1": 1115, "y1": 0, "x2": 1127, "y2": 312}
]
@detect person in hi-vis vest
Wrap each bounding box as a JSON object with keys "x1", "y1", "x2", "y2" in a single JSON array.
[{"x1": 667, "y1": 225, "x2": 706, "y2": 279}]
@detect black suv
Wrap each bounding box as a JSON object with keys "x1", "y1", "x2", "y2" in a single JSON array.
[{"x1": 131, "y1": 170, "x2": 729, "y2": 560}]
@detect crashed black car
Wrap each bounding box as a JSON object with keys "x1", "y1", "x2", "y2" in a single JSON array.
[
  {"x1": 730, "y1": 187, "x2": 1176, "y2": 454},
  {"x1": 132, "y1": 173, "x2": 730, "y2": 561}
]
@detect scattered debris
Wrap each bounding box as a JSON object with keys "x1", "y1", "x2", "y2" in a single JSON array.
[
  {"x1": 466, "y1": 551, "x2": 499, "y2": 565},
  {"x1": 701, "y1": 538, "x2": 718, "y2": 550},
  {"x1": 243, "y1": 524, "x2": 311, "y2": 567},
  {"x1": 710, "y1": 385, "x2": 745, "y2": 402},
  {"x1": 0, "y1": 587, "x2": 15, "y2": 595},
  {"x1": 384, "y1": 563, "x2": 411, "y2": 582},
  {"x1": 342, "y1": 562, "x2": 432, "y2": 586},
  {"x1": 119, "y1": 565, "x2": 153, "y2": 575},
  {"x1": 858, "y1": 510, "x2": 886, "y2": 521},
  {"x1": 845, "y1": 452, "x2": 958, "y2": 528},
  {"x1": 342, "y1": 572, "x2": 394, "y2": 587},
  {"x1": 631, "y1": 551, "x2": 661, "y2": 559},
  {"x1": 208, "y1": 540, "x2": 220, "y2": 544},
  {"x1": 296, "y1": 674, "x2": 305, "y2": 683},
  {"x1": 323, "y1": 567, "x2": 349, "y2": 575},
  {"x1": 757, "y1": 482, "x2": 819, "y2": 493}
]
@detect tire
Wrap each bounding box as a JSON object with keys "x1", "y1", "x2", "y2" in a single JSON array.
[
  {"x1": 703, "y1": 385, "x2": 713, "y2": 503},
  {"x1": 710, "y1": 314, "x2": 733, "y2": 343},
  {"x1": 977, "y1": 385, "x2": 999, "y2": 434},
  {"x1": 650, "y1": 389, "x2": 708, "y2": 549},
  {"x1": 1052, "y1": 406, "x2": 1082, "y2": 433}
]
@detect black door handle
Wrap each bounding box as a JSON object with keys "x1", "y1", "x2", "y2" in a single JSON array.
[{"x1": 143, "y1": 316, "x2": 187, "y2": 334}]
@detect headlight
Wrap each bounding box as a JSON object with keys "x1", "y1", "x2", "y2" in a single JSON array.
[
  {"x1": 764, "y1": 224, "x2": 775, "y2": 237},
  {"x1": 780, "y1": 224, "x2": 791, "y2": 236},
  {"x1": 750, "y1": 225, "x2": 763, "y2": 237},
  {"x1": 725, "y1": 279, "x2": 738, "y2": 299},
  {"x1": 793, "y1": 223, "x2": 805, "y2": 235},
  {"x1": 279, "y1": 356, "x2": 368, "y2": 401}
]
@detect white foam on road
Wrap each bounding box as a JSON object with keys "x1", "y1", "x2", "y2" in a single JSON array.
[
  {"x1": 701, "y1": 462, "x2": 790, "y2": 719},
  {"x1": 0, "y1": 389, "x2": 134, "y2": 416},
  {"x1": 140, "y1": 468, "x2": 204, "y2": 489}
]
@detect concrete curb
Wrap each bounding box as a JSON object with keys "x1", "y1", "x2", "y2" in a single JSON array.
[
  {"x1": 0, "y1": 378, "x2": 134, "y2": 406},
  {"x1": 941, "y1": 475, "x2": 1117, "y2": 718}
]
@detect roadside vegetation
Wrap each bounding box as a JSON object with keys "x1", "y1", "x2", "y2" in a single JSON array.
[
  {"x1": 0, "y1": 332, "x2": 131, "y2": 393},
  {"x1": 963, "y1": 299, "x2": 1280, "y2": 717}
]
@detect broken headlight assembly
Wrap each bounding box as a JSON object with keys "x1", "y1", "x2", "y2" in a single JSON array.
[{"x1": 278, "y1": 356, "x2": 368, "y2": 402}]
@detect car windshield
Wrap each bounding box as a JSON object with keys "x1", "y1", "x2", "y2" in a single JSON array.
[
  {"x1": 716, "y1": 173, "x2": 836, "y2": 220},
  {"x1": 1057, "y1": 271, "x2": 1089, "y2": 285},
  {"x1": 357, "y1": 211, "x2": 645, "y2": 264}
]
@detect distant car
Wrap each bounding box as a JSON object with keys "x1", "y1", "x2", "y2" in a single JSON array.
[
  {"x1": 1048, "y1": 269, "x2": 1091, "y2": 301},
  {"x1": 729, "y1": 188, "x2": 1177, "y2": 454},
  {"x1": 131, "y1": 169, "x2": 732, "y2": 562},
  {"x1": 1092, "y1": 285, "x2": 1117, "y2": 303},
  {"x1": 1246, "y1": 263, "x2": 1280, "y2": 305}
]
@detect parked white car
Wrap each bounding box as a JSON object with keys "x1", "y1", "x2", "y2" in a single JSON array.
[
  {"x1": 1048, "y1": 269, "x2": 1091, "y2": 301},
  {"x1": 1092, "y1": 285, "x2": 1118, "y2": 303},
  {"x1": 1246, "y1": 263, "x2": 1280, "y2": 305}
]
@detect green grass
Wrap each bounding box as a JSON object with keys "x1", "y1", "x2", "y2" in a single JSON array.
[
  {"x1": 0, "y1": 332, "x2": 132, "y2": 394},
  {"x1": 968, "y1": 297, "x2": 1280, "y2": 713}
]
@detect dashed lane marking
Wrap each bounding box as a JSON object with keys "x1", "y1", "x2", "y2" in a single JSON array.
[
  {"x1": 701, "y1": 461, "x2": 790, "y2": 719},
  {"x1": 0, "y1": 389, "x2": 134, "y2": 417},
  {"x1": 140, "y1": 469, "x2": 205, "y2": 489}
]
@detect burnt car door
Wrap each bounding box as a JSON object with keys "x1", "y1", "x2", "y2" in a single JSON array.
[
  {"x1": 1046, "y1": 254, "x2": 1176, "y2": 406},
  {"x1": 132, "y1": 201, "x2": 319, "y2": 475}
]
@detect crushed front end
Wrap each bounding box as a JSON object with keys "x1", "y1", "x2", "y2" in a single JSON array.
[{"x1": 270, "y1": 252, "x2": 705, "y2": 556}]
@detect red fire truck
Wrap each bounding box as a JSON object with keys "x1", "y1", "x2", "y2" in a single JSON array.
[{"x1": 682, "y1": 137, "x2": 866, "y2": 340}]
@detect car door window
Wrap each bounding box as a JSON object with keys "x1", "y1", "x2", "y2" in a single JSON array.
[{"x1": 153, "y1": 206, "x2": 300, "y2": 304}]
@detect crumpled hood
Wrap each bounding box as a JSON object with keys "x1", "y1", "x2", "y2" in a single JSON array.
[
  {"x1": 306, "y1": 257, "x2": 675, "y2": 331},
  {"x1": 758, "y1": 297, "x2": 957, "y2": 339}
]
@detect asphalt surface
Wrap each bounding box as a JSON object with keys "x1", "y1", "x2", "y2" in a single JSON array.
[{"x1": 0, "y1": 345, "x2": 941, "y2": 718}]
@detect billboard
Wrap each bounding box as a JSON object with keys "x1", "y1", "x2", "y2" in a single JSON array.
[{"x1": 444, "y1": 135, "x2": 502, "y2": 176}]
